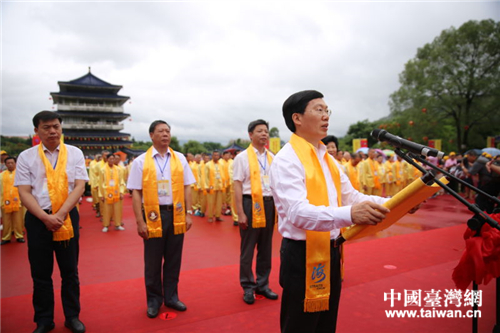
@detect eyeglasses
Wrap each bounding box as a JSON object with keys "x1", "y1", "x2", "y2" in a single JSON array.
[{"x1": 311, "y1": 107, "x2": 332, "y2": 117}]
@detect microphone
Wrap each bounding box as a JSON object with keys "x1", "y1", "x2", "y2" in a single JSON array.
[{"x1": 371, "y1": 129, "x2": 445, "y2": 158}]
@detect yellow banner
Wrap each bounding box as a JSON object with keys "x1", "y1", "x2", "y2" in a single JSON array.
[
  {"x1": 269, "y1": 137, "x2": 281, "y2": 154},
  {"x1": 352, "y1": 139, "x2": 361, "y2": 152}
]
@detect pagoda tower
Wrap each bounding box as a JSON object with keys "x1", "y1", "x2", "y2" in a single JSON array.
[{"x1": 50, "y1": 69, "x2": 132, "y2": 154}]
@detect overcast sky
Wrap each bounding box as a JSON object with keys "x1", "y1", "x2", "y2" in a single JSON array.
[{"x1": 1, "y1": 1, "x2": 498, "y2": 144}]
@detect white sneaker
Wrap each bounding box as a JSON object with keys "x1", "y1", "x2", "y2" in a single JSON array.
[
  {"x1": 116, "y1": 226, "x2": 125, "y2": 231},
  {"x1": 102, "y1": 227, "x2": 108, "y2": 233}
]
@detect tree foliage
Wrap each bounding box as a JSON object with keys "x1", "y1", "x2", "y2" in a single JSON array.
[
  {"x1": 389, "y1": 19, "x2": 500, "y2": 152},
  {"x1": 269, "y1": 127, "x2": 280, "y2": 138},
  {"x1": 183, "y1": 140, "x2": 208, "y2": 154},
  {"x1": 0, "y1": 136, "x2": 31, "y2": 157}
]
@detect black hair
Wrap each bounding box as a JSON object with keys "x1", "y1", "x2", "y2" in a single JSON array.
[
  {"x1": 149, "y1": 120, "x2": 170, "y2": 134},
  {"x1": 282, "y1": 90, "x2": 324, "y2": 132},
  {"x1": 248, "y1": 119, "x2": 269, "y2": 133},
  {"x1": 4, "y1": 156, "x2": 16, "y2": 163},
  {"x1": 321, "y1": 135, "x2": 338, "y2": 148},
  {"x1": 32, "y1": 111, "x2": 63, "y2": 128}
]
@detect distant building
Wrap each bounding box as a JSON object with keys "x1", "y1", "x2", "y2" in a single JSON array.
[{"x1": 50, "y1": 69, "x2": 132, "y2": 154}]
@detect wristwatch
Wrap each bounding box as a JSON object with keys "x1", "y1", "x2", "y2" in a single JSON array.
[{"x1": 186, "y1": 210, "x2": 193, "y2": 215}]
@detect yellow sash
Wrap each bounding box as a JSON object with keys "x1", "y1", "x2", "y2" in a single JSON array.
[
  {"x1": 346, "y1": 162, "x2": 360, "y2": 191},
  {"x1": 143, "y1": 147, "x2": 186, "y2": 237},
  {"x1": 38, "y1": 143, "x2": 73, "y2": 241},
  {"x1": 2, "y1": 170, "x2": 20, "y2": 213},
  {"x1": 104, "y1": 164, "x2": 120, "y2": 204},
  {"x1": 289, "y1": 134, "x2": 342, "y2": 313},
  {"x1": 368, "y1": 158, "x2": 382, "y2": 189},
  {"x1": 246, "y1": 145, "x2": 273, "y2": 228}
]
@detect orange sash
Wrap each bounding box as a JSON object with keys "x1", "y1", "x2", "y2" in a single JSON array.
[
  {"x1": 289, "y1": 134, "x2": 342, "y2": 312},
  {"x1": 38, "y1": 143, "x2": 73, "y2": 241}
]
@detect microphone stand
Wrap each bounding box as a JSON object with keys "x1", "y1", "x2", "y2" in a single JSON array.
[{"x1": 395, "y1": 148, "x2": 500, "y2": 333}]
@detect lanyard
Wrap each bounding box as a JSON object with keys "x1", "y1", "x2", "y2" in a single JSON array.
[
  {"x1": 154, "y1": 153, "x2": 170, "y2": 179},
  {"x1": 257, "y1": 151, "x2": 267, "y2": 173}
]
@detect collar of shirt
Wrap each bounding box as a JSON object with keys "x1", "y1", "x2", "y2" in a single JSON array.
[{"x1": 152, "y1": 147, "x2": 171, "y2": 159}]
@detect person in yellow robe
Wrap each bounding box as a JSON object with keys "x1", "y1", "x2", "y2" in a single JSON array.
[
  {"x1": 99, "y1": 154, "x2": 125, "y2": 232},
  {"x1": 359, "y1": 148, "x2": 382, "y2": 195},
  {"x1": 196, "y1": 154, "x2": 209, "y2": 217},
  {"x1": 204, "y1": 151, "x2": 226, "y2": 222},
  {"x1": 384, "y1": 156, "x2": 396, "y2": 197},
  {"x1": 114, "y1": 154, "x2": 127, "y2": 228},
  {"x1": 88, "y1": 154, "x2": 101, "y2": 212},
  {"x1": 344, "y1": 152, "x2": 361, "y2": 191},
  {"x1": 392, "y1": 156, "x2": 405, "y2": 194},
  {"x1": 1, "y1": 157, "x2": 25, "y2": 244},
  {"x1": 92, "y1": 151, "x2": 109, "y2": 218}
]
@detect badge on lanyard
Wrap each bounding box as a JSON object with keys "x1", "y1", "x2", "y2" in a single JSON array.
[
  {"x1": 109, "y1": 179, "x2": 115, "y2": 187},
  {"x1": 262, "y1": 175, "x2": 270, "y2": 191},
  {"x1": 158, "y1": 179, "x2": 170, "y2": 197}
]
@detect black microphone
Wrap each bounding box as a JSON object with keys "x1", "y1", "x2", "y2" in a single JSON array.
[{"x1": 371, "y1": 129, "x2": 445, "y2": 158}]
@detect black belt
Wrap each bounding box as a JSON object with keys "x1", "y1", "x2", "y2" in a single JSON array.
[
  {"x1": 243, "y1": 195, "x2": 274, "y2": 202},
  {"x1": 43, "y1": 209, "x2": 53, "y2": 214},
  {"x1": 159, "y1": 205, "x2": 174, "y2": 211}
]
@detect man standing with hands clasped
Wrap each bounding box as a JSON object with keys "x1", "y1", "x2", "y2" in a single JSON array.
[
  {"x1": 270, "y1": 91, "x2": 391, "y2": 333},
  {"x1": 233, "y1": 119, "x2": 278, "y2": 305},
  {"x1": 127, "y1": 120, "x2": 195, "y2": 318},
  {"x1": 15, "y1": 111, "x2": 88, "y2": 333}
]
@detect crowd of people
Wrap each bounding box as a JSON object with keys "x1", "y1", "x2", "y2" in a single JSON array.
[{"x1": 1, "y1": 93, "x2": 499, "y2": 333}]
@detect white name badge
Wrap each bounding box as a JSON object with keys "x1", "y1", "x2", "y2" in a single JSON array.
[
  {"x1": 109, "y1": 179, "x2": 115, "y2": 187},
  {"x1": 158, "y1": 179, "x2": 170, "y2": 197},
  {"x1": 262, "y1": 175, "x2": 270, "y2": 191}
]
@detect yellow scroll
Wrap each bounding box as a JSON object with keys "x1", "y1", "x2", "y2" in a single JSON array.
[{"x1": 342, "y1": 176, "x2": 448, "y2": 241}]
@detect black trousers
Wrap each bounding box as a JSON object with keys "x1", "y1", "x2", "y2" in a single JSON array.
[
  {"x1": 475, "y1": 181, "x2": 500, "y2": 214},
  {"x1": 239, "y1": 196, "x2": 275, "y2": 293},
  {"x1": 280, "y1": 238, "x2": 342, "y2": 333},
  {"x1": 25, "y1": 208, "x2": 80, "y2": 325},
  {"x1": 143, "y1": 207, "x2": 184, "y2": 309}
]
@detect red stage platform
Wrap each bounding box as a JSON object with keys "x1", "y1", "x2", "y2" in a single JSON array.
[{"x1": 1, "y1": 194, "x2": 496, "y2": 332}]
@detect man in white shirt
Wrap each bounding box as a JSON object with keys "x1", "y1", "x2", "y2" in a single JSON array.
[
  {"x1": 15, "y1": 111, "x2": 88, "y2": 333},
  {"x1": 127, "y1": 120, "x2": 195, "y2": 318},
  {"x1": 233, "y1": 119, "x2": 278, "y2": 305},
  {"x1": 270, "y1": 90, "x2": 390, "y2": 333}
]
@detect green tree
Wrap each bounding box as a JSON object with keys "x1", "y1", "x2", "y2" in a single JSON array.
[
  {"x1": 390, "y1": 19, "x2": 500, "y2": 152},
  {"x1": 0, "y1": 136, "x2": 31, "y2": 157},
  {"x1": 269, "y1": 127, "x2": 280, "y2": 138},
  {"x1": 183, "y1": 140, "x2": 207, "y2": 154},
  {"x1": 202, "y1": 141, "x2": 223, "y2": 152}
]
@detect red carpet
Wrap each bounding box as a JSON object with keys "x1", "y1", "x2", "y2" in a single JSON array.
[{"x1": 1, "y1": 194, "x2": 497, "y2": 332}]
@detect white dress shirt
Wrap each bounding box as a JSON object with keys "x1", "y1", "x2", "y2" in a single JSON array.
[
  {"x1": 270, "y1": 142, "x2": 388, "y2": 240},
  {"x1": 127, "y1": 147, "x2": 196, "y2": 205},
  {"x1": 232, "y1": 147, "x2": 274, "y2": 197},
  {"x1": 14, "y1": 144, "x2": 89, "y2": 210}
]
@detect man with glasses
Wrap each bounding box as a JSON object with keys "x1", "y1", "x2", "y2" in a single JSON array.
[{"x1": 270, "y1": 90, "x2": 389, "y2": 333}]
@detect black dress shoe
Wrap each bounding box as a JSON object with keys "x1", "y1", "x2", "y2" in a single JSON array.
[
  {"x1": 33, "y1": 322, "x2": 55, "y2": 333},
  {"x1": 16, "y1": 238, "x2": 25, "y2": 243},
  {"x1": 64, "y1": 317, "x2": 86, "y2": 333},
  {"x1": 243, "y1": 291, "x2": 255, "y2": 304},
  {"x1": 165, "y1": 300, "x2": 187, "y2": 311},
  {"x1": 1, "y1": 240, "x2": 10, "y2": 245},
  {"x1": 147, "y1": 306, "x2": 160, "y2": 318},
  {"x1": 256, "y1": 289, "x2": 279, "y2": 300}
]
